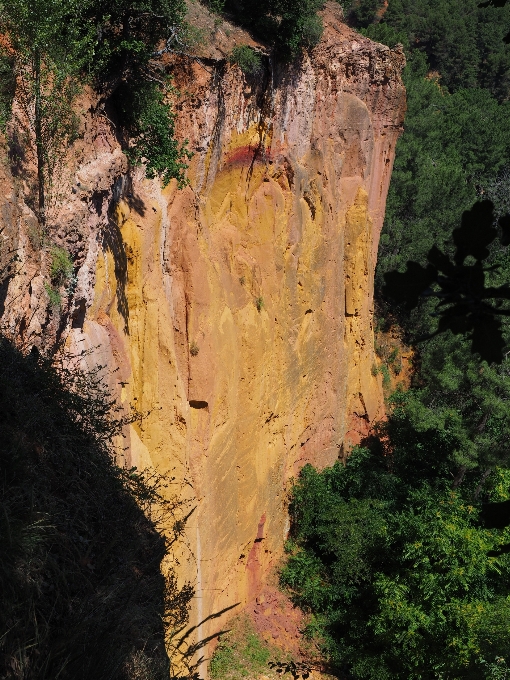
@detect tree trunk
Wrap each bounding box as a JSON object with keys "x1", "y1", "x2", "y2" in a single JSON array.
[
  {"x1": 452, "y1": 465, "x2": 467, "y2": 488},
  {"x1": 34, "y1": 47, "x2": 45, "y2": 227}
]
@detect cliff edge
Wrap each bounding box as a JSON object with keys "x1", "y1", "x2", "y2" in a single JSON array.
[{"x1": 0, "y1": 2, "x2": 405, "y2": 671}]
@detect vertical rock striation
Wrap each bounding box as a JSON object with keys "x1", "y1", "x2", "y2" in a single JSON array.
[{"x1": 0, "y1": 1, "x2": 405, "y2": 667}]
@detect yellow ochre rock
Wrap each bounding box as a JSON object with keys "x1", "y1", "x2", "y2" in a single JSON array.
[
  {"x1": 83, "y1": 4, "x2": 406, "y2": 668},
  {"x1": 0, "y1": 2, "x2": 406, "y2": 673}
]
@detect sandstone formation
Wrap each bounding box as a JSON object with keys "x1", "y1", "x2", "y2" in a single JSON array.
[{"x1": 0, "y1": 3, "x2": 405, "y2": 674}]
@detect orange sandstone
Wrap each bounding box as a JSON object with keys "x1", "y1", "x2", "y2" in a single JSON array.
[{"x1": 0, "y1": 3, "x2": 405, "y2": 672}]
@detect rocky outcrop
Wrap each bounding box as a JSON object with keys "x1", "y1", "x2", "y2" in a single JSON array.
[{"x1": 0, "y1": 2, "x2": 405, "y2": 672}]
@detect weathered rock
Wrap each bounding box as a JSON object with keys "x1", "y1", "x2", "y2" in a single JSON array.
[{"x1": 0, "y1": 2, "x2": 405, "y2": 673}]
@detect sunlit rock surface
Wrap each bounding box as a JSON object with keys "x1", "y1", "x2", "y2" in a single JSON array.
[{"x1": 0, "y1": 2, "x2": 405, "y2": 669}]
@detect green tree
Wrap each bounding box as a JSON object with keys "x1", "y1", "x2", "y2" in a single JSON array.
[
  {"x1": 353, "y1": 0, "x2": 510, "y2": 98},
  {"x1": 225, "y1": 0, "x2": 323, "y2": 56},
  {"x1": 0, "y1": 0, "x2": 92, "y2": 225},
  {"x1": 375, "y1": 51, "x2": 510, "y2": 297},
  {"x1": 281, "y1": 448, "x2": 510, "y2": 679},
  {"x1": 0, "y1": 0, "x2": 190, "y2": 225},
  {"x1": 81, "y1": 0, "x2": 191, "y2": 187}
]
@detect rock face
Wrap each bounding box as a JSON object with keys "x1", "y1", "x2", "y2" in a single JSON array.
[{"x1": 0, "y1": 2, "x2": 405, "y2": 671}]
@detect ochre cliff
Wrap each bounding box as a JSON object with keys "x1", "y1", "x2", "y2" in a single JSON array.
[{"x1": 0, "y1": 2, "x2": 405, "y2": 672}]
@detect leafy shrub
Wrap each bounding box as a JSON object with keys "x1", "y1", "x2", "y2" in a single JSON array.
[
  {"x1": 282, "y1": 441, "x2": 510, "y2": 678},
  {"x1": 44, "y1": 281, "x2": 62, "y2": 308},
  {"x1": 115, "y1": 81, "x2": 191, "y2": 188},
  {"x1": 225, "y1": 0, "x2": 323, "y2": 56},
  {"x1": 80, "y1": 0, "x2": 192, "y2": 186},
  {"x1": 480, "y1": 657, "x2": 510, "y2": 680},
  {"x1": 0, "y1": 0, "x2": 191, "y2": 209},
  {"x1": 49, "y1": 246, "x2": 73, "y2": 285},
  {"x1": 204, "y1": 0, "x2": 226, "y2": 14},
  {"x1": 230, "y1": 45, "x2": 263, "y2": 75},
  {"x1": 255, "y1": 296, "x2": 264, "y2": 312},
  {"x1": 343, "y1": 0, "x2": 386, "y2": 27}
]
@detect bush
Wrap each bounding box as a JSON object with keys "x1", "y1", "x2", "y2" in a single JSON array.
[
  {"x1": 43, "y1": 281, "x2": 62, "y2": 308},
  {"x1": 225, "y1": 0, "x2": 323, "y2": 56},
  {"x1": 115, "y1": 81, "x2": 191, "y2": 188},
  {"x1": 81, "y1": 0, "x2": 192, "y2": 187},
  {"x1": 281, "y1": 442, "x2": 510, "y2": 679},
  {"x1": 49, "y1": 246, "x2": 73, "y2": 285},
  {"x1": 230, "y1": 45, "x2": 263, "y2": 75}
]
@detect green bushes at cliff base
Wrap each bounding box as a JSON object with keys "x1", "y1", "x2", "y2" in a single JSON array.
[{"x1": 282, "y1": 444, "x2": 510, "y2": 679}]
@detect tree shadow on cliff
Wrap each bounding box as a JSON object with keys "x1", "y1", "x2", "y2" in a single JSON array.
[
  {"x1": 0, "y1": 336, "x2": 194, "y2": 680},
  {"x1": 101, "y1": 174, "x2": 148, "y2": 335},
  {"x1": 102, "y1": 216, "x2": 130, "y2": 334},
  {"x1": 382, "y1": 200, "x2": 510, "y2": 364},
  {"x1": 167, "y1": 602, "x2": 240, "y2": 679}
]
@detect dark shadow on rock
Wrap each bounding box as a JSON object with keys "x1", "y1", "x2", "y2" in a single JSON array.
[
  {"x1": 0, "y1": 336, "x2": 193, "y2": 680},
  {"x1": 7, "y1": 130, "x2": 26, "y2": 178},
  {"x1": 92, "y1": 189, "x2": 109, "y2": 216},
  {"x1": 102, "y1": 216, "x2": 130, "y2": 334},
  {"x1": 123, "y1": 174, "x2": 146, "y2": 217},
  {"x1": 0, "y1": 275, "x2": 11, "y2": 317}
]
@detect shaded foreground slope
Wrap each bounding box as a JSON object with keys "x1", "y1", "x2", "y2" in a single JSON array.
[{"x1": 0, "y1": 337, "x2": 193, "y2": 680}]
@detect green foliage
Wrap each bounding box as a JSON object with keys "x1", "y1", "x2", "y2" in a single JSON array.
[
  {"x1": 80, "y1": 0, "x2": 192, "y2": 187},
  {"x1": 204, "y1": 0, "x2": 226, "y2": 14},
  {"x1": 0, "y1": 0, "x2": 94, "y2": 66},
  {"x1": 307, "y1": 3, "x2": 510, "y2": 677},
  {"x1": 376, "y1": 51, "x2": 510, "y2": 296},
  {"x1": 225, "y1": 0, "x2": 323, "y2": 56},
  {"x1": 480, "y1": 657, "x2": 510, "y2": 679},
  {"x1": 255, "y1": 296, "x2": 264, "y2": 311},
  {"x1": 371, "y1": 362, "x2": 391, "y2": 387},
  {"x1": 49, "y1": 246, "x2": 73, "y2": 285},
  {"x1": 43, "y1": 282, "x2": 62, "y2": 308},
  {"x1": 115, "y1": 81, "x2": 190, "y2": 188},
  {"x1": 80, "y1": 0, "x2": 186, "y2": 80},
  {"x1": 382, "y1": 200, "x2": 510, "y2": 365},
  {"x1": 0, "y1": 0, "x2": 90, "y2": 223},
  {"x1": 0, "y1": 0, "x2": 190, "y2": 215},
  {"x1": 387, "y1": 333, "x2": 510, "y2": 472},
  {"x1": 352, "y1": 0, "x2": 510, "y2": 98},
  {"x1": 282, "y1": 444, "x2": 510, "y2": 679},
  {"x1": 0, "y1": 51, "x2": 15, "y2": 131},
  {"x1": 84, "y1": 0, "x2": 191, "y2": 186},
  {"x1": 209, "y1": 620, "x2": 272, "y2": 679},
  {"x1": 230, "y1": 45, "x2": 263, "y2": 75},
  {"x1": 345, "y1": 0, "x2": 386, "y2": 28},
  {"x1": 0, "y1": 336, "x2": 193, "y2": 679},
  {"x1": 359, "y1": 4, "x2": 510, "y2": 348}
]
